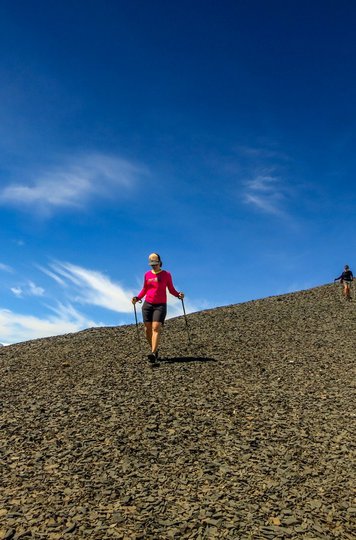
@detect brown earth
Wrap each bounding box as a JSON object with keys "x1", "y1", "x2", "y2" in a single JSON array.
[{"x1": 0, "y1": 283, "x2": 355, "y2": 539}]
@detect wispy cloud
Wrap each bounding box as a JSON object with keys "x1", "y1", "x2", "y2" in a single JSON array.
[
  {"x1": 37, "y1": 265, "x2": 67, "y2": 286},
  {"x1": 10, "y1": 281, "x2": 45, "y2": 298},
  {"x1": 236, "y1": 145, "x2": 290, "y2": 161},
  {"x1": 0, "y1": 263, "x2": 13, "y2": 272},
  {"x1": 28, "y1": 281, "x2": 45, "y2": 296},
  {"x1": 243, "y1": 173, "x2": 287, "y2": 216},
  {"x1": 225, "y1": 142, "x2": 294, "y2": 218},
  {"x1": 1, "y1": 260, "x2": 202, "y2": 344},
  {"x1": 165, "y1": 295, "x2": 201, "y2": 319},
  {"x1": 44, "y1": 261, "x2": 202, "y2": 317},
  {"x1": 0, "y1": 153, "x2": 146, "y2": 215},
  {"x1": 11, "y1": 287, "x2": 23, "y2": 298},
  {"x1": 43, "y1": 261, "x2": 134, "y2": 313},
  {"x1": 0, "y1": 304, "x2": 99, "y2": 344}
]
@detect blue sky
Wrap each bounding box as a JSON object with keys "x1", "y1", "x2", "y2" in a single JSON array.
[{"x1": 1, "y1": 0, "x2": 356, "y2": 344}]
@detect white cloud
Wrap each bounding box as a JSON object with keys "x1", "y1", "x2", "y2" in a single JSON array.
[
  {"x1": 44, "y1": 261, "x2": 134, "y2": 313},
  {"x1": 236, "y1": 145, "x2": 290, "y2": 161},
  {"x1": 243, "y1": 173, "x2": 286, "y2": 216},
  {"x1": 28, "y1": 281, "x2": 45, "y2": 296},
  {"x1": 0, "y1": 295, "x2": 199, "y2": 345},
  {"x1": 11, "y1": 287, "x2": 23, "y2": 297},
  {"x1": 4, "y1": 260, "x2": 149, "y2": 342},
  {"x1": 1, "y1": 260, "x2": 203, "y2": 344},
  {"x1": 246, "y1": 175, "x2": 277, "y2": 192},
  {"x1": 165, "y1": 295, "x2": 201, "y2": 319},
  {"x1": 244, "y1": 193, "x2": 283, "y2": 215},
  {"x1": 0, "y1": 304, "x2": 99, "y2": 344},
  {"x1": 37, "y1": 265, "x2": 67, "y2": 286},
  {"x1": 42, "y1": 261, "x2": 202, "y2": 317},
  {"x1": 0, "y1": 153, "x2": 145, "y2": 215},
  {"x1": 0, "y1": 263, "x2": 13, "y2": 272},
  {"x1": 10, "y1": 281, "x2": 45, "y2": 298}
]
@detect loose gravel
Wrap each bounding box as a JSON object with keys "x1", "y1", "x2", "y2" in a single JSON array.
[{"x1": 0, "y1": 284, "x2": 355, "y2": 539}]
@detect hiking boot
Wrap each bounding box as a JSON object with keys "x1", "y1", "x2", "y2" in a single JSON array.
[{"x1": 147, "y1": 353, "x2": 156, "y2": 363}]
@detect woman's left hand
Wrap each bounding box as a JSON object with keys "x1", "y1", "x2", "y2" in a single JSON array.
[{"x1": 178, "y1": 292, "x2": 185, "y2": 299}]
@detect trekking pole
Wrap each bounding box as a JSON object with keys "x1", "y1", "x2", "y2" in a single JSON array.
[
  {"x1": 133, "y1": 300, "x2": 142, "y2": 354},
  {"x1": 181, "y1": 298, "x2": 192, "y2": 348}
]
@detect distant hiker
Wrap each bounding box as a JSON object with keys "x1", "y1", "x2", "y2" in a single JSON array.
[
  {"x1": 132, "y1": 253, "x2": 184, "y2": 363},
  {"x1": 334, "y1": 265, "x2": 353, "y2": 300}
]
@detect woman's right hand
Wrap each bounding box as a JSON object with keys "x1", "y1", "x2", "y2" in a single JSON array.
[{"x1": 132, "y1": 296, "x2": 139, "y2": 304}]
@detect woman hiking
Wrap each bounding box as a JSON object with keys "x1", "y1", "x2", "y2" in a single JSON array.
[
  {"x1": 334, "y1": 264, "x2": 354, "y2": 300},
  {"x1": 132, "y1": 253, "x2": 184, "y2": 363}
]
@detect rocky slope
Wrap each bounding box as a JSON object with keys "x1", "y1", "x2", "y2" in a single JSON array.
[{"x1": 0, "y1": 284, "x2": 355, "y2": 539}]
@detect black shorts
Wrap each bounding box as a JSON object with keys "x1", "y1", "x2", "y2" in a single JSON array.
[{"x1": 142, "y1": 301, "x2": 167, "y2": 324}]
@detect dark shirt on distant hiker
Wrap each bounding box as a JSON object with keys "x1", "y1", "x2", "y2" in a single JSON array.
[{"x1": 335, "y1": 270, "x2": 353, "y2": 283}]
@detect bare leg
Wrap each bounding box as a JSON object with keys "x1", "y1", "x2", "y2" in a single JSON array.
[
  {"x1": 344, "y1": 283, "x2": 351, "y2": 300},
  {"x1": 151, "y1": 322, "x2": 162, "y2": 353},
  {"x1": 144, "y1": 323, "x2": 153, "y2": 347}
]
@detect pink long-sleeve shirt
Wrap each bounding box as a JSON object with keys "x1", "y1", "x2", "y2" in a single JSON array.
[{"x1": 137, "y1": 270, "x2": 180, "y2": 304}]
